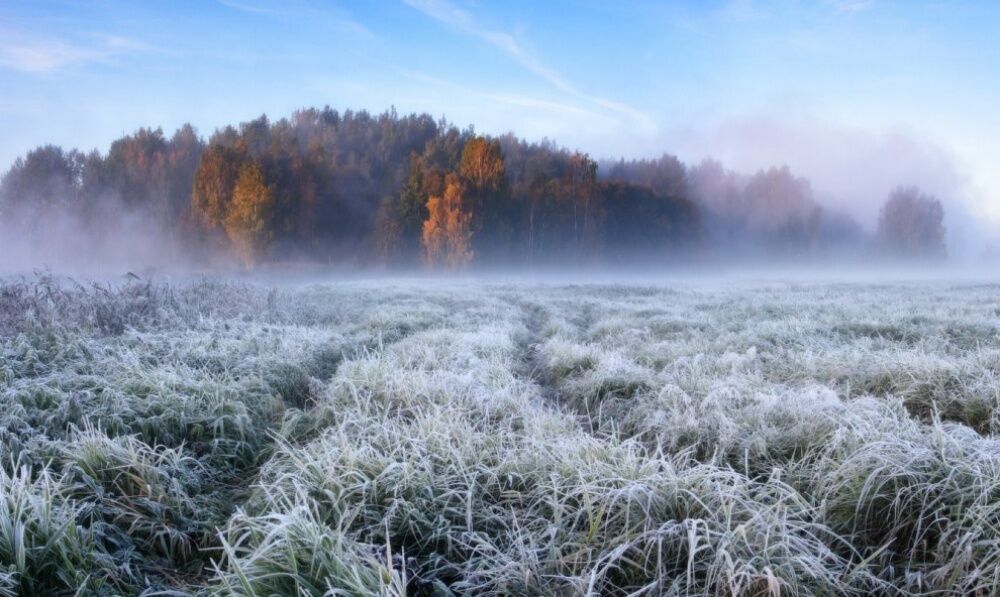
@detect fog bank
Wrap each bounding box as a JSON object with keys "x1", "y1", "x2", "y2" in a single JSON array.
[{"x1": 667, "y1": 114, "x2": 995, "y2": 258}]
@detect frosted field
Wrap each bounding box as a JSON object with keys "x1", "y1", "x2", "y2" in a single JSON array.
[{"x1": 3, "y1": 276, "x2": 1000, "y2": 595}]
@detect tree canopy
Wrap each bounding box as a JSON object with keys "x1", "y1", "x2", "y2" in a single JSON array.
[
  {"x1": 877, "y1": 186, "x2": 946, "y2": 258},
  {"x1": 0, "y1": 105, "x2": 948, "y2": 269}
]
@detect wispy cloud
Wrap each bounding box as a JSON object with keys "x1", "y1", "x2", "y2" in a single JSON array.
[
  {"x1": 403, "y1": 0, "x2": 573, "y2": 92},
  {"x1": 0, "y1": 39, "x2": 99, "y2": 73},
  {"x1": 402, "y1": 0, "x2": 653, "y2": 129},
  {"x1": 218, "y1": 0, "x2": 377, "y2": 40},
  {"x1": 218, "y1": 0, "x2": 285, "y2": 16},
  {"x1": 0, "y1": 31, "x2": 149, "y2": 74},
  {"x1": 488, "y1": 93, "x2": 598, "y2": 117},
  {"x1": 401, "y1": 69, "x2": 600, "y2": 119},
  {"x1": 824, "y1": 0, "x2": 875, "y2": 13}
]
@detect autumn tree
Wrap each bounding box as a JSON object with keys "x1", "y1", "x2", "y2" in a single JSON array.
[
  {"x1": 225, "y1": 161, "x2": 275, "y2": 267},
  {"x1": 192, "y1": 142, "x2": 247, "y2": 231},
  {"x1": 460, "y1": 137, "x2": 505, "y2": 191},
  {"x1": 877, "y1": 186, "x2": 946, "y2": 257},
  {"x1": 422, "y1": 174, "x2": 473, "y2": 270},
  {"x1": 459, "y1": 137, "x2": 509, "y2": 258}
]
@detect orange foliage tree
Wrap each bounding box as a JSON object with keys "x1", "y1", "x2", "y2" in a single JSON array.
[
  {"x1": 422, "y1": 174, "x2": 473, "y2": 269},
  {"x1": 224, "y1": 161, "x2": 274, "y2": 268},
  {"x1": 192, "y1": 142, "x2": 246, "y2": 231}
]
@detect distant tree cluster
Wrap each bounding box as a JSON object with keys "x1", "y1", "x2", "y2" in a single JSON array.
[
  {"x1": 0, "y1": 126, "x2": 202, "y2": 235},
  {"x1": 644, "y1": 159, "x2": 863, "y2": 256},
  {"x1": 0, "y1": 106, "x2": 948, "y2": 269},
  {"x1": 876, "y1": 186, "x2": 946, "y2": 258}
]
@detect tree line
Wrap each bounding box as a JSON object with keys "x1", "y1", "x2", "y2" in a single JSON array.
[{"x1": 0, "y1": 106, "x2": 947, "y2": 269}]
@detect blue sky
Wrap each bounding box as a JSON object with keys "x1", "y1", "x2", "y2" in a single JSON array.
[{"x1": 1, "y1": 0, "x2": 998, "y2": 232}]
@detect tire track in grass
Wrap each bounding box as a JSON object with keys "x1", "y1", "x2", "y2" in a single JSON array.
[
  {"x1": 504, "y1": 292, "x2": 606, "y2": 437},
  {"x1": 191, "y1": 318, "x2": 432, "y2": 591},
  {"x1": 0, "y1": 279, "x2": 456, "y2": 594},
  {"x1": 507, "y1": 291, "x2": 645, "y2": 440}
]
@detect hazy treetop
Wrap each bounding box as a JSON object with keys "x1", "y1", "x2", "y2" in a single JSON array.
[{"x1": 1, "y1": 1, "x2": 998, "y2": 239}]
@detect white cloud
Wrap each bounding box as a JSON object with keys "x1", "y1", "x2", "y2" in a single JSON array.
[
  {"x1": 403, "y1": 0, "x2": 653, "y2": 129},
  {"x1": 824, "y1": 0, "x2": 875, "y2": 13},
  {"x1": 217, "y1": 0, "x2": 284, "y2": 16},
  {"x1": 218, "y1": 0, "x2": 377, "y2": 40},
  {"x1": 0, "y1": 36, "x2": 102, "y2": 73},
  {"x1": 400, "y1": 69, "x2": 600, "y2": 118},
  {"x1": 0, "y1": 31, "x2": 154, "y2": 74}
]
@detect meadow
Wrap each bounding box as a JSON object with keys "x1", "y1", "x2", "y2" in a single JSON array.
[{"x1": 2, "y1": 274, "x2": 1000, "y2": 595}]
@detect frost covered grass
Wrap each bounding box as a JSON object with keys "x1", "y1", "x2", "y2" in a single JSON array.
[{"x1": 2, "y1": 275, "x2": 1000, "y2": 594}]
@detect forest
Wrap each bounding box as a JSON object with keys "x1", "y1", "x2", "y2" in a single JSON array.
[{"x1": 0, "y1": 107, "x2": 947, "y2": 269}]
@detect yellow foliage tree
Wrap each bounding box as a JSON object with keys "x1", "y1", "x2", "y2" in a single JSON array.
[
  {"x1": 224, "y1": 161, "x2": 274, "y2": 268},
  {"x1": 192, "y1": 142, "x2": 246, "y2": 231},
  {"x1": 422, "y1": 175, "x2": 473, "y2": 270},
  {"x1": 460, "y1": 137, "x2": 505, "y2": 193}
]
